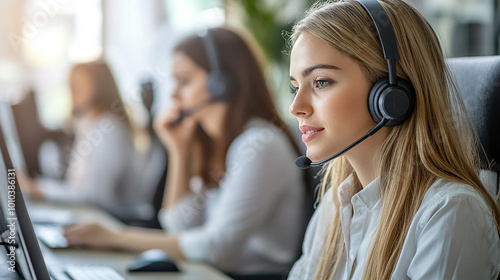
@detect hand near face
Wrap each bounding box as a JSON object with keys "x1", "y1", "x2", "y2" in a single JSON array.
[
  {"x1": 64, "y1": 223, "x2": 119, "y2": 249},
  {"x1": 153, "y1": 106, "x2": 197, "y2": 153}
]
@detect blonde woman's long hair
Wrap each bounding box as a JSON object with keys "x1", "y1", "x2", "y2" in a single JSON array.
[{"x1": 290, "y1": 0, "x2": 500, "y2": 279}]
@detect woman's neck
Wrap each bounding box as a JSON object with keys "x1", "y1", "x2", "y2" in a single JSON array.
[
  {"x1": 348, "y1": 155, "x2": 378, "y2": 188},
  {"x1": 346, "y1": 126, "x2": 388, "y2": 188},
  {"x1": 211, "y1": 142, "x2": 227, "y2": 176},
  {"x1": 81, "y1": 107, "x2": 104, "y2": 120},
  {"x1": 200, "y1": 103, "x2": 227, "y2": 142},
  {"x1": 198, "y1": 104, "x2": 229, "y2": 181}
]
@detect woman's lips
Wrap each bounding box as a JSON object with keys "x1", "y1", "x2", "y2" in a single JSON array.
[{"x1": 299, "y1": 125, "x2": 325, "y2": 143}]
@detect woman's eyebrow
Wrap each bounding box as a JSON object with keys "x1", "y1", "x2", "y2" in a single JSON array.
[
  {"x1": 301, "y1": 64, "x2": 341, "y2": 77},
  {"x1": 290, "y1": 64, "x2": 342, "y2": 81}
]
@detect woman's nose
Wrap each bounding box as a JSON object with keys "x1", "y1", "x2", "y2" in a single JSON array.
[
  {"x1": 171, "y1": 86, "x2": 181, "y2": 101},
  {"x1": 289, "y1": 90, "x2": 313, "y2": 118}
]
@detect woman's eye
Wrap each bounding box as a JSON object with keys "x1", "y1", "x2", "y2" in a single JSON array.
[
  {"x1": 178, "y1": 78, "x2": 189, "y2": 86},
  {"x1": 289, "y1": 85, "x2": 299, "y2": 95},
  {"x1": 314, "y1": 79, "x2": 331, "y2": 89}
]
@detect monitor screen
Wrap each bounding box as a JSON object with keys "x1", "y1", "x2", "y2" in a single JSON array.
[
  {"x1": 0, "y1": 102, "x2": 28, "y2": 173},
  {"x1": 0, "y1": 125, "x2": 50, "y2": 279}
]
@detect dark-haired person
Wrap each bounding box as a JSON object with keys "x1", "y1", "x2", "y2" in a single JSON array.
[
  {"x1": 64, "y1": 28, "x2": 307, "y2": 276},
  {"x1": 21, "y1": 61, "x2": 148, "y2": 219}
]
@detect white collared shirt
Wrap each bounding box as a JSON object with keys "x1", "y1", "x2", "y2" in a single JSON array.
[
  {"x1": 158, "y1": 118, "x2": 307, "y2": 274},
  {"x1": 289, "y1": 175, "x2": 500, "y2": 279},
  {"x1": 40, "y1": 113, "x2": 151, "y2": 219}
]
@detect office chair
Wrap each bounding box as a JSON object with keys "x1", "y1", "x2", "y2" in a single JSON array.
[
  {"x1": 122, "y1": 80, "x2": 168, "y2": 229},
  {"x1": 11, "y1": 90, "x2": 73, "y2": 178},
  {"x1": 446, "y1": 56, "x2": 500, "y2": 198}
]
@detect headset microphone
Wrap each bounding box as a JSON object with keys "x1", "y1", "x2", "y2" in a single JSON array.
[
  {"x1": 168, "y1": 98, "x2": 214, "y2": 126},
  {"x1": 295, "y1": 118, "x2": 388, "y2": 169},
  {"x1": 170, "y1": 28, "x2": 230, "y2": 127},
  {"x1": 295, "y1": 0, "x2": 416, "y2": 169}
]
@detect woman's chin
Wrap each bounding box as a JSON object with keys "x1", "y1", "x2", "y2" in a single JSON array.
[
  {"x1": 306, "y1": 146, "x2": 340, "y2": 163},
  {"x1": 305, "y1": 151, "x2": 325, "y2": 163}
]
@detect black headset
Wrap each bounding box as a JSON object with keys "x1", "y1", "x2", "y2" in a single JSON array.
[
  {"x1": 199, "y1": 29, "x2": 231, "y2": 102},
  {"x1": 295, "y1": 0, "x2": 416, "y2": 168},
  {"x1": 169, "y1": 29, "x2": 232, "y2": 126},
  {"x1": 357, "y1": 0, "x2": 415, "y2": 127}
]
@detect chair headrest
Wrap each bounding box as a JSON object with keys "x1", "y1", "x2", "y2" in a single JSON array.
[{"x1": 447, "y1": 56, "x2": 500, "y2": 171}]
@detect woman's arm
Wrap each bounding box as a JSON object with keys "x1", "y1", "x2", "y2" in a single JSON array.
[
  {"x1": 153, "y1": 109, "x2": 200, "y2": 210},
  {"x1": 158, "y1": 139, "x2": 208, "y2": 232},
  {"x1": 65, "y1": 124, "x2": 303, "y2": 269},
  {"x1": 64, "y1": 223, "x2": 185, "y2": 259},
  {"x1": 162, "y1": 146, "x2": 194, "y2": 210},
  {"x1": 174, "y1": 126, "x2": 303, "y2": 267}
]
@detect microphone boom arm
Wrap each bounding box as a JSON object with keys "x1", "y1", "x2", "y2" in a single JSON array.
[{"x1": 296, "y1": 118, "x2": 389, "y2": 169}]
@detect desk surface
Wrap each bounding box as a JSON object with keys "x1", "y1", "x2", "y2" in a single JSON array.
[{"x1": 27, "y1": 201, "x2": 232, "y2": 280}]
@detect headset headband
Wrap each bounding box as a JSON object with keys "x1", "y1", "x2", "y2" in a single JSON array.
[
  {"x1": 199, "y1": 29, "x2": 222, "y2": 75},
  {"x1": 356, "y1": 0, "x2": 399, "y2": 85}
]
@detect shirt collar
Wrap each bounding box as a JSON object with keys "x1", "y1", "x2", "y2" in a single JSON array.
[
  {"x1": 338, "y1": 175, "x2": 357, "y2": 206},
  {"x1": 355, "y1": 178, "x2": 381, "y2": 211},
  {"x1": 338, "y1": 175, "x2": 381, "y2": 211}
]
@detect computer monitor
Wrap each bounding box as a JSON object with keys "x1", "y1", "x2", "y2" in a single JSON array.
[
  {"x1": 0, "y1": 151, "x2": 19, "y2": 279},
  {"x1": 0, "y1": 102, "x2": 28, "y2": 173},
  {"x1": 0, "y1": 125, "x2": 51, "y2": 279}
]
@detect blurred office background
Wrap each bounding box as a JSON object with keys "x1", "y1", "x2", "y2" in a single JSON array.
[{"x1": 0, "y1": 0, "x2": 498, "y2": 178}]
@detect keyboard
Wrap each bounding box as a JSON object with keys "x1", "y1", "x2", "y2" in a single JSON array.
[
  {"x1": 50, "y1": 265, "x2": 125, "y2": 280},
  {"x1": 34, "y1": 224, "x2": 69, "y2": 248}
]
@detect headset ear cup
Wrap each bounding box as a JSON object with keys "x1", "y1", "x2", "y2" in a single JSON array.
[
  {"x1": 389, "y1": 79, "x2": 415, "y2": 126},
  {"x1": 368, "y1": 78, "x2": 415, "y2": 127},
  {"x1": 206, "y1": 72, "x2": 230, "y2": 101},
  {"x1": 368, "y1": 79, "x2": 387, "y2": 124}
]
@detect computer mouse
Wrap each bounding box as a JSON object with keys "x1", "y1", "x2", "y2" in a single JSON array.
[{"x1": 127, "y1": 249, "x2": 180, "y2": 272}]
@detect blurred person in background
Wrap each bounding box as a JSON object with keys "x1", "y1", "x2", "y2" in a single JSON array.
[
  {"x1": 20, "y1": 61, "x2": 151, "y2": 221},
  {"x1": 64, "y1": 27, "x2": 308, "y2": 278}
]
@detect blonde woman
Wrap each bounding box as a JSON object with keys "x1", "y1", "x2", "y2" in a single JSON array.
[{"x1": 288, "y1": 0, "x2": 500, "y2": 279}]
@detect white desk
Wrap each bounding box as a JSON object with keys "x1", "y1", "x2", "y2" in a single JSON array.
[{"x1": 27, "y1": 202, "x2": 232, "y2": 280}]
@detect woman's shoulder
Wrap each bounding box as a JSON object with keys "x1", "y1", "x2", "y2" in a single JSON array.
[
  {"x1": 418, "y1": 177, "x2": 495, "y2": 225},
  {"x1": 90, "y1": 113, "x2": 131, "y2": 136},
  {"x1": 236, "y1": 118, "x2": 287, "y2": 139},
  {"x1": 424, "y1": 178, "x2": 491, "y2": 206},
  {"x1": 228, "y1": 118, "x2": 295, "y2": 158},
  {"x1": 81, "y1": 112, "x2": 133, "y2": 148},
  {"x1": 95, "y1": 112, "x2": 127, "y2": 127}
]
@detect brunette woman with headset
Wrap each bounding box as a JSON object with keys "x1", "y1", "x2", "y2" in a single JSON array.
[
  {"x1": 287, "y1": 0, "x2": 500, "y2": 279},
  {"x1": 64, "y1": 27, "x2": 308, "y2": 277}
]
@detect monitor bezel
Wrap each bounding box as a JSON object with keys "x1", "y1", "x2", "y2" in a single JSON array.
[{"x1": 0, "y1": 120, "x2": 51, "y2": 280}]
